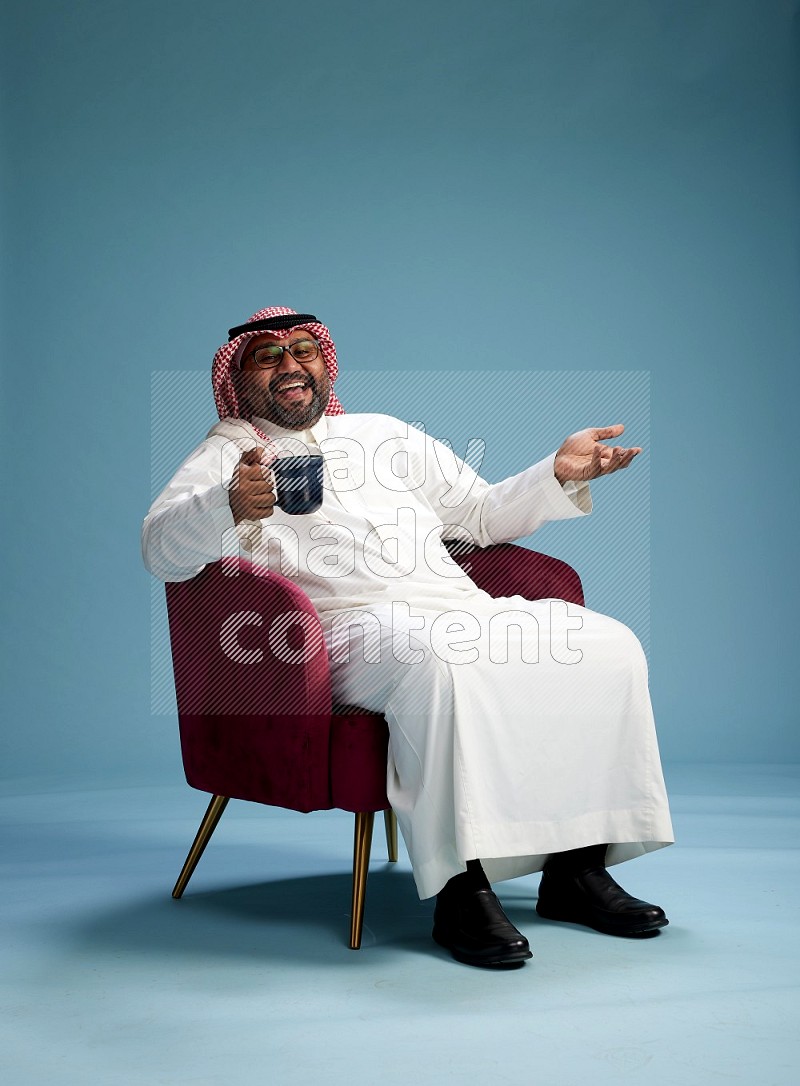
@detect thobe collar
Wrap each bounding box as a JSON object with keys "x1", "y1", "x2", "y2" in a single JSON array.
[{"x1": 251, "y1": 413, "x2": 329, "y2": 446}]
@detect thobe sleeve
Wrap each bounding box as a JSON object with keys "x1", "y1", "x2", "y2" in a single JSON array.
[
  {"x1": 141, "y1": 439, "x2": 241, "y2": 582},
  {"x1": 418, "y1": 433, "x2": 592, "y2": 548}
]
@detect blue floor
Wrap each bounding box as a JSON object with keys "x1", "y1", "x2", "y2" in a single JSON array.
[{"x1": 1, "y1": 764, "x2": 798, "y2": 1085}]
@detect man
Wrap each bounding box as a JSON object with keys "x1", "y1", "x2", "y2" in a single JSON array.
[{"x1": 143, "y1": 306, "x2": 674, "y2": 968}]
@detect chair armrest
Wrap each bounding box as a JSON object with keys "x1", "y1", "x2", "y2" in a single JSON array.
[
  {"x1": 166, "y1": 558, "x2": 332, "y2": 716},
  {"x1": 449, "y1": 542, "x2": 584, "y2": 606},
  {"x1": 165, "y1": 558, "x2": 334, "y2": 811}
]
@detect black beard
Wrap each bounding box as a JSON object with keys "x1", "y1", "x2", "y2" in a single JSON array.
[{"x1": 237, "y1": 371, "x2": 331, "y2": 429}]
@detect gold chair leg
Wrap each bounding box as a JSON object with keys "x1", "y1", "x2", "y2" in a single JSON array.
[
  {"x1": 384, "y1": 808, "x2": 398, "y2": 862},
  {"x1": 349, "y1": 811, "x2": 375, "y2": 949},
  {"x1": 172, "y1": 794, "x2": 229, "y2": 899}
]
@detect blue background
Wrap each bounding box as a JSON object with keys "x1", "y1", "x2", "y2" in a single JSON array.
[{"x1": 2, "y1": 0, "x2": 798, "y2": 784}]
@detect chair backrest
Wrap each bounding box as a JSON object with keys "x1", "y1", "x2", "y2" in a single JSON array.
[{"x1": 449, "y1": 543, "x2": 584, "y2": 606}]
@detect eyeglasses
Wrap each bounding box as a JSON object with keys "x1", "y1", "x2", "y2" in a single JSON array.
[{"x1": 243, "y1": 339, "x2": 321, "y2": 368}]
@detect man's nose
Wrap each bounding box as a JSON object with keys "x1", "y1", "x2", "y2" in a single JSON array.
[{"x1": 274, "y1": 351, "x2": 304, "y2": 375}]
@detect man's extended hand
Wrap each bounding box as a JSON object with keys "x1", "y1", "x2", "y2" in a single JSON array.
[
  {"x1": 554, "y1": 424, "x2": 642, "y2": 484},
  {"x1": 228, "y1": 446, "x2": 277, "y2": 525}
]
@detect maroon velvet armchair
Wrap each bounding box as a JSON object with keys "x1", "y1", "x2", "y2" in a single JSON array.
[{"x1": 165, "y1": 543, "x2": 584, "y2": 948}]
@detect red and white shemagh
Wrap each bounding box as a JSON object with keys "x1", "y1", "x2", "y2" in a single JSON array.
[{"x1": 211, "y1": 306, "x2": 344, "y2": 435}]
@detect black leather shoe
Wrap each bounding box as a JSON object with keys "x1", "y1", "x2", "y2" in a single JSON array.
[
  {"x1": 433, "y1": 887, "x2": 533, "y2": 967},
  {"x1": 536, "y1": 864, "x2": 668, "y2": 937}
]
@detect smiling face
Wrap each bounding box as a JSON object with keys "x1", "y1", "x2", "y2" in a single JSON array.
[{"x1": 233, "y1": 328, "x2": 331, "y2": 429}]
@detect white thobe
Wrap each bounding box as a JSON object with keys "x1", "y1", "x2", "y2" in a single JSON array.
[{"x1": 142, "y1": 412, "x2": 673, "y2": 899}]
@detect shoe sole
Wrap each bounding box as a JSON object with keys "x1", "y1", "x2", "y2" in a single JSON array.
[
  {"x1": 535, "y1": 902, "x2": 669, "y2": 937},
  {"x1": 432, "y1": 928, "x2": 533, "y2": 968}
]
